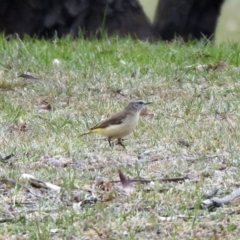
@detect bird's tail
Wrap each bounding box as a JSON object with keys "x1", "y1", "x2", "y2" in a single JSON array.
[
  {"x1": 80, "y1": 128, "x2": 102, "y2": 137},
  {"x1": 79, "y1": 131, "x2": 91, "y2": 137}
]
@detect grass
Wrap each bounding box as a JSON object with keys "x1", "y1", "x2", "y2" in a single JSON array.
[{"x1": 1, "y1": 36, "x2": 240, "y2": 239}]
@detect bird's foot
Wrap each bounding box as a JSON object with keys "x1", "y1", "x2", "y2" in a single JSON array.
[
  {"x1": 108, "y1": 138, "x2": 114, "y2": 148},
  {"x1": 116, "y1": 138, "x2": 126, "y2": 149}
]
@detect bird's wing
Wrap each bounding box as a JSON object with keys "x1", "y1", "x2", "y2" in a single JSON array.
[{"x1": 90, "y1": 110, "x2": 127, "y2": 130}]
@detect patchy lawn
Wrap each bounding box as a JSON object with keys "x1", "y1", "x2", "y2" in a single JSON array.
[{"x1": 1, "y1": 36, "x2": 240, "y2": 239}]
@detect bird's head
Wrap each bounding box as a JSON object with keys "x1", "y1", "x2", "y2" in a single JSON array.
[{"x1": 126, "y1": 99, "x2": 151, "y2": 113}]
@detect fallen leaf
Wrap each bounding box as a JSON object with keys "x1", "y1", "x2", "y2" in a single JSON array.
[
  {"x1": 206, "y1": 61, "x2": 228, "y2": 71},
  {"x1": 177, "y1": 137, "x2": 192, "y2": 147},
  {"x1": 20, "y1": 173, "x2": 61, "y2": 192},
  {"x1": 0, "y1": 153, "x2": 14, "y2": 162},
  {"x1": 95, "y1": 178, "x2": 113, "y2": 191},
  {"x1": 37, "y1": 98, "x2": 52, "y2": 110},
  {"x1": 13, "y1": 120, "x2": 28, "y2": 132},
  {"x1": 18, "y1": 73, "x2": 40, "y2": 80},
  {"x1": 118, "y1": 169, "x2": 134, "y2": 194}
]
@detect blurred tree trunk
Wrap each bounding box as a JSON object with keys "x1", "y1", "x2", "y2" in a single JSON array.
[{"x1": 154, "y1": 0, "x2": 225, "y2": 41}]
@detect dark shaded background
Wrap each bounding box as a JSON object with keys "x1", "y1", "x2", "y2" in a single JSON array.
[{"x1": 0, "y1": 0, "x2": 225, "y2": 41}]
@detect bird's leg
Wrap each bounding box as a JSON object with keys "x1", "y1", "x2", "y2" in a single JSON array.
[
  {"x1": 116, "y1": 138, "x2": 126, "y2": 148},
  {"x1": 108, "y1": 137, "x2": 113, "y2": 148}
]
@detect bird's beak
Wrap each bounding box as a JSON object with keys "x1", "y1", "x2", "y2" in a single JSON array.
[{"x1": 145, "y1": 102, "x2": 152, "y2": 105}]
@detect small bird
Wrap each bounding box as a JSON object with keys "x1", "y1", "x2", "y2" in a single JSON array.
[{"x1": 80, "y1": 99, "x2": 151, "y2": 148}]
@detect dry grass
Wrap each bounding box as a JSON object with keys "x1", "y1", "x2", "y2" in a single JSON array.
[{"x1": 1, "y1": 36, "x2": 240, "y2": 239}]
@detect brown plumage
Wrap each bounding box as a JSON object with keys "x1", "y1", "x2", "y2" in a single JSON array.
[{"x1": 80, "y1": 99, "x2": 151, "y2": 147}]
